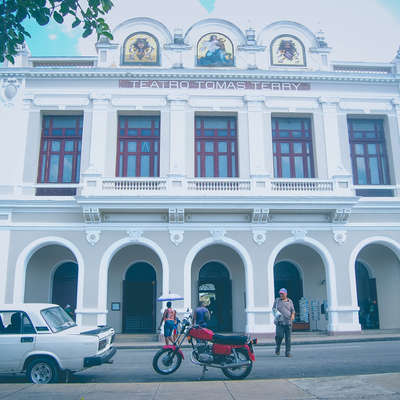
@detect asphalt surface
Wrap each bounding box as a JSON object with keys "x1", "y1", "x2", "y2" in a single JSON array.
[{"x1": 1, "y1": 340, "x2": 400, "y2": 384}]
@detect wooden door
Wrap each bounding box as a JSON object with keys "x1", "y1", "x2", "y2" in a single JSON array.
[{"x1": 123, "y1": 280, "x2": 155, "y2": 333}]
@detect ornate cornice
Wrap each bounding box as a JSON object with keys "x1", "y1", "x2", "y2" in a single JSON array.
[{"x1": 0, "y1": 68, "x2": 398, "y2": 84}]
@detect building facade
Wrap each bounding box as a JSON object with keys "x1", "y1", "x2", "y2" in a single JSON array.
[{"x1": 1, "y1": 17, "x2": 400, "y2": 335}]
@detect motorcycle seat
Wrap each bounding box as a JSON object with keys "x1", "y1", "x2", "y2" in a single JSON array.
[{"x1": 213, "y1": 334, "x2": 248, "y2": 345}]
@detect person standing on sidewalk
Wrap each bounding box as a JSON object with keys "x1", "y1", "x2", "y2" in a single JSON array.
[
  {"x1": 273, "y1": 288, "x2": 295, "y2": 357},
  {"x1": 158, "y1": 301, "x2": 177, "y2": 345}
]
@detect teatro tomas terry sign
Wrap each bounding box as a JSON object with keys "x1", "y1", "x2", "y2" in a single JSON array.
[{"x1": 119, "y1": 79, "x2": 310, "y2": 91}]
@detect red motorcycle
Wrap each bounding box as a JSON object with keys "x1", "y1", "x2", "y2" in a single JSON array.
[{"x1": 153, "y1": 314, "x2": 257, "y2": 380}]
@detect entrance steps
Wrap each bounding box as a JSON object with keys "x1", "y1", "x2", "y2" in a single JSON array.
[{"x1": 114, "y1": 333, "x2": 161, "y2": 343}]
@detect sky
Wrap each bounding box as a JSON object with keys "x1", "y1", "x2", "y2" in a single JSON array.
[{"x1": 23, "y1": 0, "x2": 400, "y2": 62}]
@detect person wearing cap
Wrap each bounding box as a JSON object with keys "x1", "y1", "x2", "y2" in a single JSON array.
[{"x1": 273, "y1": 288, "x2": 295, "y2": 357}]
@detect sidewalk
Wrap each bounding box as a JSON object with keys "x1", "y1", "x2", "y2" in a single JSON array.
[
  {"x1": 114, "y1": 329, "x2": 400, "y2": 349},
  {"x1": 1, "y1": 373, "x2": 400, "y2": 399}
]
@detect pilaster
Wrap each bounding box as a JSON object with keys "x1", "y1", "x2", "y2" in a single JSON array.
[
  {"x1": 319, "y1": 97, "x2": 352, "y2": 180},
  {"x1": 167, "y1": 95, "x2": 188, "y2": 177},
  {"x1": 244, "y1": 96, "x2": 271, "y2": 178}
]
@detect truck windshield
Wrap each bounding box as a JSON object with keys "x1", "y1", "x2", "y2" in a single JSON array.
[{"x1": 41, "y1": 306, "x2": 76, "y2": 333}]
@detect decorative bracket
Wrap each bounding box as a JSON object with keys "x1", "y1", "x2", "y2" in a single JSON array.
[
  {"x1": 169, "y1": 208, "x2": 185, "y2": 223},
  {"x1": 83, "y1": 207, "x2": 102, "y2": 223},
  {"x1": 126, "y1": 230, "x2": 143, "y2": 242},
  {"x1": 331, "y1": 208, "x2": 351, "y2": 223},
  {"x1": 252, "y1": 208, "x2": 270, "y2": 223},
  {"x1": 86, "y1": 230, "x2": 101, "y2": 246},
  {"x1": 333, "y1": 230, "x2": 347, "y2": 245},
  {"x1": 169, "y1": 229, "x2": 184, "y2": 246},
  {"x1": 1, "y1": 78, "x2": 21, "y2": 107},
  {"x1": 252, "y1": 229, "x2": 267, "y2": 245}
]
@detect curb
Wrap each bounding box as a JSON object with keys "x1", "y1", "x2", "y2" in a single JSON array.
[{"x1": 114, "y1": 335, "x2": 400, "y2": 350}]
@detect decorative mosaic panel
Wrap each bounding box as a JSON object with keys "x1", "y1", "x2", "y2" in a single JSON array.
[
  {"x1": 122, "y1": 32, "x2": 160, "y2": 66},
  {"x1": 271, "y1": 34, "x2": 306, "y2": 67},
  {"x1": 197, "y1": 33, "x2": 234, "y2": 67}
]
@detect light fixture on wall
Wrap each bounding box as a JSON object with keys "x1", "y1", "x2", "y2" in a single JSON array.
[{"x1": 320, "y1": 279, "x2": 326, "y2": 286}]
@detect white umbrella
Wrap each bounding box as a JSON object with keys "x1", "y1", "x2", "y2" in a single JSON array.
[{"x1": 157, "y1": 293, "x2": 184, "y2": 301}]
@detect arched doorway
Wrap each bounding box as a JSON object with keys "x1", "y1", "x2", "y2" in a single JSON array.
[
  {"x1": 123, "y1": 262, "x2": 156, "y2": 333},
  {"x1": 52, "y1": 262, "x2": 78, "y2": 314},
  {"x1": 24, "y1": 244, "x2": 78, "y2": 308},
  {"x1": 354, "y1": 243, "x2": 400, "y2": 330},
  {"x1": 355, "y1": 261, "x2": 379, "y2": 330},
  {"x1": 274, "y1": 261, "x2": 303, "y2": 315},
  {"x1": 199, "y1": 262, "x2": 232, "y2": 332},
  {"x1": 273, "y1": 244, "x2": 329, "y2": 331}
]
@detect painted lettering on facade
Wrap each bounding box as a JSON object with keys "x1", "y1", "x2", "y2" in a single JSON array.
[{"x1": 119, "y1": 79, "x2": 310, "y2": 91}]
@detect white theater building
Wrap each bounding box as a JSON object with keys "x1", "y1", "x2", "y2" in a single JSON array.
[{"x1": 1, "y1": 16, "x2": 400, "y2": 335}]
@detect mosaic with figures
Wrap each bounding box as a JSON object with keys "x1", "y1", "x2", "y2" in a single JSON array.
[
  {"x1": 122, "y1": 32, "x2": 160, "y2": 66},
  {"x1": 197, "y1": 33, "x2": 234, "y2": 67},
  {"x1": 271, "y1": 34, "x2": 306, "y2": 67}
]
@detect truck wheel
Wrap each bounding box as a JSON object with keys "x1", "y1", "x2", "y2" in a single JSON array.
[{"x1": 26, "y1": 357, "x2": 59, "y2": 384}]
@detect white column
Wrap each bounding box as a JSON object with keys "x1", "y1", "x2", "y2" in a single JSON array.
[
  {"x1": 319, "y1": 97, "x2": 351, "y2": 179},
  {"x1": 167, "y1": 95, "x2": 188, "y2": 177},
  {"x1": 245, "y1": 96, "x2": 272, "y2": 178},
  {"x1": 0, "y1": 230, "x2": 11, "y2": 303}
]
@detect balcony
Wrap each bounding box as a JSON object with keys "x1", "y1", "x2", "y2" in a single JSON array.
[{"x1": 79, "y1": 176, "x2": 354, "y2": 198}]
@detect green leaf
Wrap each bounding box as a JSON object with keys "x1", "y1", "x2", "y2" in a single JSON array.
[
  {"x1": 82, "y1": 28, "x2": 92, "y2": 38},
  {"x1": 102, "y1": 31, "x2": 113, "y2": 40},
  {"x1": 72, "y1": 18, "x2": 81, "y2": 28},
  {"x1": 5, "y1": 54, "x2": 15, "y2": 64},
  {"x1": 36, "y1": 14, "x2": 50, "y2": 26},
  {"x1": 53, "y1": 11, "x2": 64, "y2": 24}
]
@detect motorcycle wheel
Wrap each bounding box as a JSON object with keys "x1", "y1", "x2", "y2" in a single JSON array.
[
  {"x1": 222, "y1": 348, "x2": 253, "y2": 380},
  {"x1": 152, "y1": 348, "x2": 183, "y2": 375}
]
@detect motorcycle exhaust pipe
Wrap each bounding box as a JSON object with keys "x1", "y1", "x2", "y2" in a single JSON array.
[{"x1": 190, "y1": 354, "x2": 250, "y2": 369}]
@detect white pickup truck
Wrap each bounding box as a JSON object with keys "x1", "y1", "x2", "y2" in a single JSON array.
[{"x1": 0, "y1": 303, "x2": 116, "y2": 383}]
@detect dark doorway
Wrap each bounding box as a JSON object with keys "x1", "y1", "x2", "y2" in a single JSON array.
[
  {"x1": 52, "y1": 262, "x2": 78, "y2": 318},
  {"x1": 198, "y1": 262, "x2": 232, "y2": 332},
  {"x1": 355, "y1": 261, "x2": 379, "y2": 329},
  {"x1": 123, "y1": 262, "x2": 156, "y2": 333},
  {"x1": 274, "y1": 261, "x2": 303, "y2": 314}
]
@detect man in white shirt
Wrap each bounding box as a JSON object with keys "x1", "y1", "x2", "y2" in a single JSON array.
[{"x1": 273, "y1": 288, "x2": 295, "y2": 357}]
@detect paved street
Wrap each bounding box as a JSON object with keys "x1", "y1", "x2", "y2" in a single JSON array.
[
  {"x1": 1, "y1": 341, "x2": 400, "y2": 384},
  {"x1": 2, "y1": 341, "x2": 400, "y2": 399}
]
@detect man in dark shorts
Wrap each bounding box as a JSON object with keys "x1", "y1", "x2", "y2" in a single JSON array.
[
  {"x1": 158, "y1": 301, "x2": 176, "y2": 345},
  {"x1": 273, "y1": 288, "x2": 295, "y2": 357},
  {"x1": 192, "y1": 301, "x2": 210, "y2": 327}
]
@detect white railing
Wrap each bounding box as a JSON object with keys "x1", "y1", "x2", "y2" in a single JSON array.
[
  {"x1": 79, "y1": 176, "x2": 354, "y2": 196},
  {"x1": 102, "y1": 178, "x2": 167, "y2": 191},
  {"x1": 187, "y1": 179, "x2": 251, "y2": 192},
  {"x1": 271, "y1": 179, "x2": 334, "y2": 192}
]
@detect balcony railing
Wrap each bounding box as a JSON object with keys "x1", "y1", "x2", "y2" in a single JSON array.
[
  {"x1": 271, "y1": 179, "x2": 334, "y2": 192},
  {"x1": 79, "y1": 176, "x2": 354, "y2": 197},
  {"x1": 187, "y1": 179, "x2": 251, "y2": 192},
  {"x1": 103, "y1": 178, "x2": 167, "y2": 191}
]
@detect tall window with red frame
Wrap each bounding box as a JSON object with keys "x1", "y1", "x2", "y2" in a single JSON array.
[
  {"x1": 38, "y1": 116, "x2": 82, "y2": 183},
  {"x1": 117, "y1": 116, "x2": 160, "y2": 177},
  {"x1": 347, "y1": 118, "x2": 390, "y2": 185},
  {"x1": 195, "y1": 116, "x2": 238, "y2": 177},
  {"x1": 272, "y1": 117, "x2": 314, "y2": 178}
]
